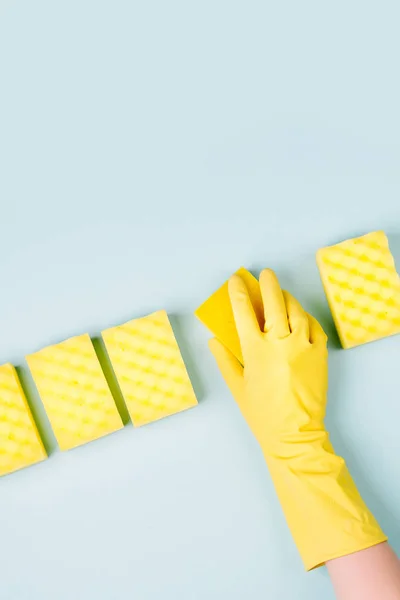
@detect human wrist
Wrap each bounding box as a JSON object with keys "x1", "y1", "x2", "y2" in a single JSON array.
[{"x1": 259, "y1": 426, "x2": 333, "y2": 465}]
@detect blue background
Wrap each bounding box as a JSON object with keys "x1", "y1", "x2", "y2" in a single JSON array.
[{"x1": 1, "y1": 1, "x2": 400, "y2": 598}]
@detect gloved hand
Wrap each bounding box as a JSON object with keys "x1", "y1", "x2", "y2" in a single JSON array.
[{"x1": 209, "y1": 269, "x2": 387, "y2": 570}]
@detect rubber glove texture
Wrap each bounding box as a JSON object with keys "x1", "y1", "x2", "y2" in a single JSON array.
[{"x1": 209, "y1": 269, "x2": 387, "y2": 570}]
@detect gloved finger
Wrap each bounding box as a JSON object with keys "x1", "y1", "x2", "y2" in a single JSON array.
[
  {"x1": 228, "y1": 275, "x2": 261, "y2": 344},
  {"x1": 307, "y1": 313, "x2": 328, "y2": 346},
  {"x1": 283, "y1": 291, "x2": 309, "y2": 338},
  {"x1": 259, "y1": 269, "x2": 290, "y2": 339},
  {"x1": 208, "y1": 338, "x2": 245, "y2": 405}
]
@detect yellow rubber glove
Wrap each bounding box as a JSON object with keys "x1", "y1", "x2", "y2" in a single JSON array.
[{"x1": 209, "y1": 269, "x2": 387, "y2": 570}]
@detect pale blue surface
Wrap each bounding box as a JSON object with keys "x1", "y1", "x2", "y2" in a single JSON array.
[{"x1": 1, "y1": 1, "x2": 400, "y2": 598}]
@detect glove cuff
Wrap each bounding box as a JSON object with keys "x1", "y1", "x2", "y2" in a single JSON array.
[{"x1": 263, "y1": 439, "x2": 387, "y2": 570}]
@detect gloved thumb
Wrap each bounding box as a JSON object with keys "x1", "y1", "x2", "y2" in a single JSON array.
[{"x1": 208, "y1": 338, "x2": 245, "y2": 405}]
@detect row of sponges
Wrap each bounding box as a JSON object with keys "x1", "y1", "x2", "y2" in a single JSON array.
[
  {"x1": 0, "y1": 310, "x2": 197, "y2": 477},
  {"x1": 3, "y1": 231, "x2": 400, "y2": 479},
  {"x1": 195, "y1": 231, "x2": 400, "y2": 362}
]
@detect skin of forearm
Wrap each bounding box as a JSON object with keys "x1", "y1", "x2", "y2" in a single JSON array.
[{"x1": 327, "y1": 543, "x2": 400, "y2": 600}]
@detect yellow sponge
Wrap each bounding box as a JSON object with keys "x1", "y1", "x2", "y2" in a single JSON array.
[
  {"x1": 0, "y1": 363, "x2": 46, "y2": 476},
  {"x1": 102, "y1": 310, "x2": 197, "y2": 427},
  {"x1": 317, "y1": 231, "x2": 400, "y2": 349},
  {"x1": 27, "y1": 334, "x2": 123, "y2": 451},
  {"x1": 195, "y1": 267, "x2": 264, "y2": 363}
]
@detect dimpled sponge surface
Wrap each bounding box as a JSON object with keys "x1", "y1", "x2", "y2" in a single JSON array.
[
  {"x1": 195, "y1": 267, "x2": 264, "y2": 364},
  {"x1": 102, "y1": 310, "x2": 197, "y2": 427},
  {"x1": 317, "y1": 231, "x2": 400, "y2": 349},
  {"x1": 27, "y1": 334, "x2": 123, "y2": 451},
  {"x1": 0, "y1": 363, "x2": 46, "y2": 476}
]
